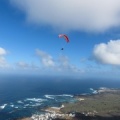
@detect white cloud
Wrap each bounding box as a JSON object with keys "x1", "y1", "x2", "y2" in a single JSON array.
[
  {"x1": 36, "y1": 49, "x2": 55, "y2": 67},
  {"x1": 10, "y1": 0, "x2": 120, "y2": 32},
  {"x1": 58, "y1": 55, "x2": 80, "y2": 72},
  {"x1": 0, "y1": 47, "x2": 7, "y2": 55},
  {"x1": 0, "y1": 47, "x2": 8, "y2": 68},
  {"x1": 0, "y1": 56, "x2": 8, "y2": 68},
  {"x1": 16, "y1": 61, "x2": 39, "y2": 70},
  {"x1": 35, "y1": 49, "x2": 81, "y2": 74},
  {"x1": 59, "y1": 55, "x2": 69, "y2": 67},
  {"x1": 93, "y1": 40, "x2": 120, "y2": 65},
  {"x1": 16, "y1": 61, "x2": 29, "y2": 69}
]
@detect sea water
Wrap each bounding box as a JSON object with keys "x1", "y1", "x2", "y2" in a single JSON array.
[{"x1": 0, "y1": 75, "x2": 120, "y2": 120}]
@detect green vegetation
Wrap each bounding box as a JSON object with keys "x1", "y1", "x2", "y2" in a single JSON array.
[{"x1": 61, "y1": 90, "x2": 120, "y2": 117}]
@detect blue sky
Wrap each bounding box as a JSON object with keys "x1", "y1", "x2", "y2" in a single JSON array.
[{"x1": 1, "y1": 0, "x2": 120, "y2": 79}]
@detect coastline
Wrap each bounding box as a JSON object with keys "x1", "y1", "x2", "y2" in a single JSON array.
[
  {"x1": 61, "y1": 88, "x2": 120, "y2": 118},
  {"x1": 18, "y1": 88, "x2": 120, "y2": 120}
]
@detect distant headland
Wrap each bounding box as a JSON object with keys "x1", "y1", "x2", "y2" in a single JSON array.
[{"x1": 18, "y1": 88, "x2": 120, "y2": 120}]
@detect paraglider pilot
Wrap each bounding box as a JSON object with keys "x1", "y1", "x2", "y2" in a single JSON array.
[{"x1": 58, "y1": 34, "x2": 70, "y2": 51}]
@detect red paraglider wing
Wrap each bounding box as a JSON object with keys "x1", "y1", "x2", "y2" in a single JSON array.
[{"x1": 58, "y1": 34, "x2": 70, "y2": 43}]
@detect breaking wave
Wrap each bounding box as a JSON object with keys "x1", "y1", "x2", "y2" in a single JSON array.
[
  {"x1": 44, "y1": 94, "x2": 73, "y2": 99},
  {"x1": 0, "y1": 104, "x2": 7, "y2": 109},
  {"x1": 25, "y1": 98, "x2": 47, "y2": 102},
  {"x1": 90, "y1": 88, "x2": 98, "y2": 94}
]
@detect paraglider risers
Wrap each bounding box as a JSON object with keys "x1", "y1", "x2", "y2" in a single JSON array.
[{"x1": 58, "y1": 34, "x2": 69, "y2": 50}]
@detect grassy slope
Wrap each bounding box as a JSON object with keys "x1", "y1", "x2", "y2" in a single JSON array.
[{"x1": 61, "y1": 91, "x2": 120, "y2": 117}]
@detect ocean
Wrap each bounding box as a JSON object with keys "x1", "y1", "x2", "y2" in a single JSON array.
[{"x1": 0, "y1": 75, "x2": 120, "y2": 120}]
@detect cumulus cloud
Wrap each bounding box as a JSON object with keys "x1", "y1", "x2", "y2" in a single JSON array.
[
  {"x1": 59, "y1": 56, "x2": 69, "y2": 67},
  {"x1": 58, "y1": 55, "x2": 80, "y2": 72},
  {"x1": 10, "y1": 0, "x2": 120, "y2": 32},
  {"x1": 0, "y1": 47, "x2": 8, "y2": 68},
  {"x1": 35, "y1": 49, "x2": 81, "y2": 73},
  {"x1": 58, "y1": 55, "x2": 79, "y2": 72},
  {"x1": 0, "y1": 47, "x2": 7, "y2": 55},
  {"x1": 36, "y1": 49, "x2": 55, "y2": 67},
  {"x1": 16, "y1": 61, "x2": 38, "y2": 70},
  {"x1": 93, "y1": 40, "x2": 120, "y2": 65},
  {"x1": 0, "y1": 56, "x2": 8, "y2": 68},
  {"x1": 16, "y1": 61, "x2": 30, "y2": 69}
]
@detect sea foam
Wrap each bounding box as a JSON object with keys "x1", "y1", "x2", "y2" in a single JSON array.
[
  {"x1": 90, "y1": 88, "x2": 98, "y2": 94},
  {"x1": 17, "y1": 100, "x2": 24, "y2": 104},
  {"x1": 25, "y1": 98, "x2": 46, "y2": 102},
  {"x1": 45, "y1": 94, "x2": 73, "y2": 99},
  {"x1": 45, "y1": 95, "x2": 54, "y2": 99},
  {"x1": 0, "y1": 104, "x2": 7, "y2": 109}
]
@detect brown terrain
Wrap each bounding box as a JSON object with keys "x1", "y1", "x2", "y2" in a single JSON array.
[{"x1": 18, "y1": 89, "x2": 120, "y2": 120}]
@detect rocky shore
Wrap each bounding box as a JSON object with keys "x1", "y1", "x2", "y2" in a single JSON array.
[{"x1": 18, "y1": 88, "x2": 120, "y2": 120}]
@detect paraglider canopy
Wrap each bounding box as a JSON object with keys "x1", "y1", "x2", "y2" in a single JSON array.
[
  {"x1": 58, "y1": 34, "x2": 70, "y2": 50},
  {"x1": 58, "y1": 34, "x2": 70, "y2": 43}
]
